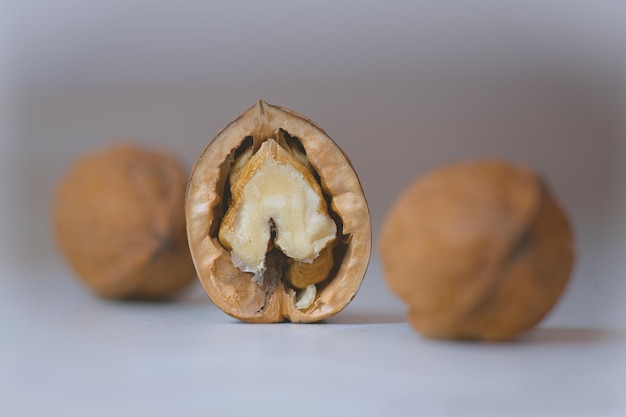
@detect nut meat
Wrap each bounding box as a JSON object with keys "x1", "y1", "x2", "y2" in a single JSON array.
[
  {"x1": 53, "y1": 144, "x2": 197, "y2": 299},
  {"x1": 379, "y1": 160, "x2": 575, "y2": 341},
  {"x1": 186, "y1": 101, "x2": 371, "y2": 322}
]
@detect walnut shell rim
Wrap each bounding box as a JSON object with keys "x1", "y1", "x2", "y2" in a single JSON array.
[
  {"x1": 186, "y1": 101, "x2": 371, "y2": 323},
  {"x1": 379, "y1": 159, "x2": 575, "y2": 341}
]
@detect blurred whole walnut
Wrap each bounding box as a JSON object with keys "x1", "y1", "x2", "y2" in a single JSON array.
[
  {"x1": 379, "y1": 160, "x2": 575, "y2": 341},
  {"x1": 53, "y1": 144, "x2": 196, "y2": 299}
]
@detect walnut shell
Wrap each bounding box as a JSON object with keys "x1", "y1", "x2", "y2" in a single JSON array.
[
  {"x1": 186, "y1": 101, "x2": 371, "y2": 323},
  {"x1": 53, "y1": 144, "x2": 196, "y2": 299},
  {"x1": 379, "y1": 160, "x2": 575, "y2": 341}
]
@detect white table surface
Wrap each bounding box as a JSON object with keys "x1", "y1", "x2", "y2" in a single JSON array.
[{"x1": 3, "y1": 256, "x2": 625, "y2": 417}]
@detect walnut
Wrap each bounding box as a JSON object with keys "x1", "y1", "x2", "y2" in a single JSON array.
[
  {"x1": 379, "y1": 160, "x2": 575, "y2": 341},
  {"x1": 186, "y1": 101, "x2": 371, "y2": 322},
  {"x1": 53, "y1": 144, "x2": 196, "y2": 299}
]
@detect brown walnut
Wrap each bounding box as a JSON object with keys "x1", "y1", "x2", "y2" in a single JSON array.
[
  {"x1": 186, "y1": 101, "x2": 371, "y2": 323},
  {"x1": 53, "y1": 144, "x2": 196, "y2": 299},
  {"x1": 379, "y1": 160, "x2": 575, "y2": 341}
]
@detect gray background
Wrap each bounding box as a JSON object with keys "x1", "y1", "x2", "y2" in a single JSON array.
[{"x1": 3, "y1": 0, "x2": 625, "y2": 327}]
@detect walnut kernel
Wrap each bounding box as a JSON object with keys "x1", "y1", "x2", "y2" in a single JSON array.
[{"x1": 186, "y1": 101, "x2": 371, "y2": 322}]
